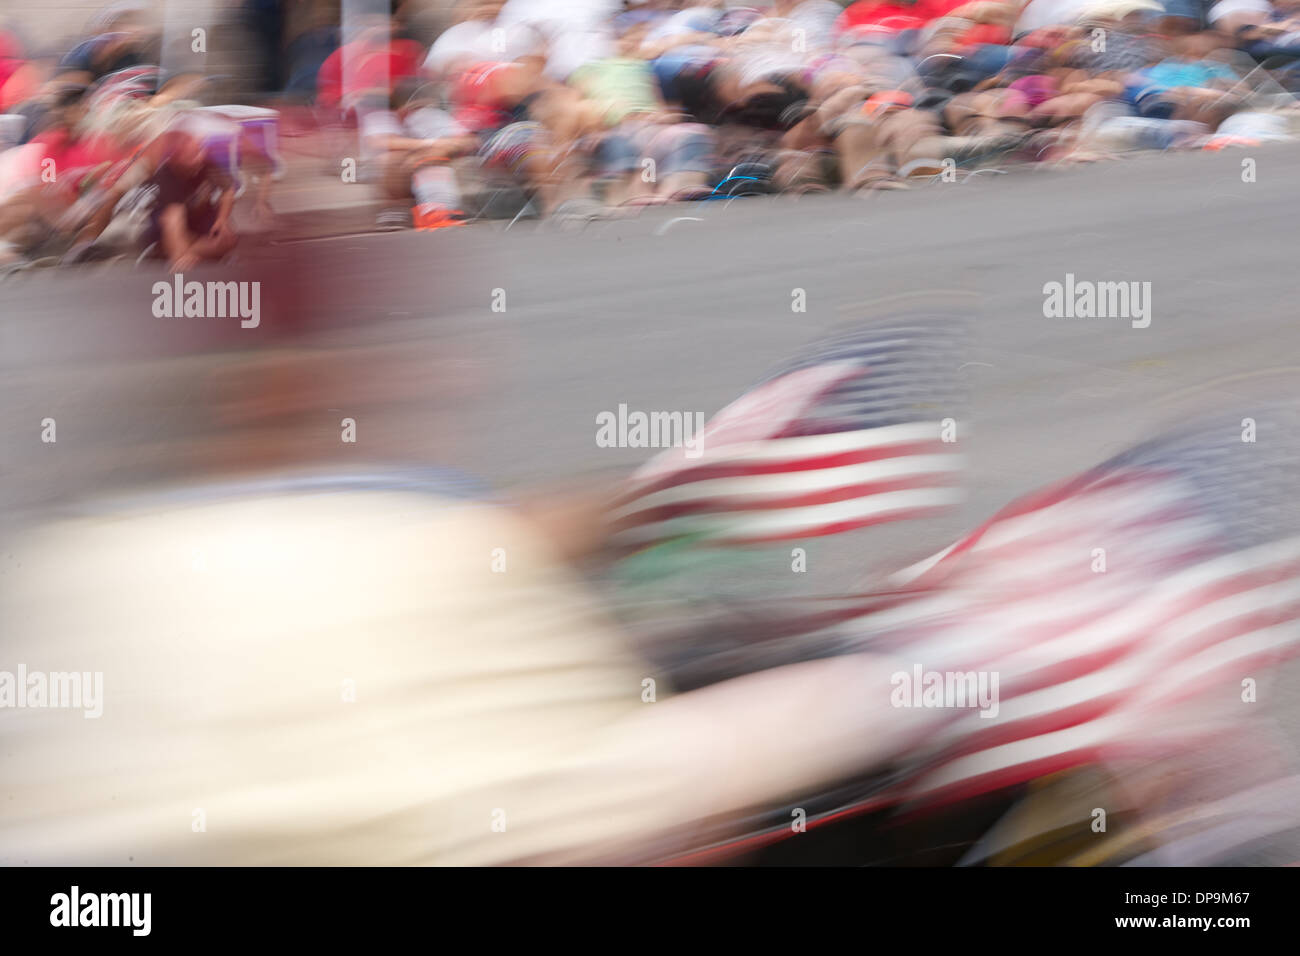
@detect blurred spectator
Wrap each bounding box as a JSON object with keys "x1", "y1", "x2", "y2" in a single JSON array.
[
  {"x1": 144, "y1": 127, "x2": 237, "y2": 270},
  {"x1": 316, "y1": 13, "x2": 424, "y2": 112},
  {"x1": 4, "y1": 0, "x2": 1300, "y2": 246},
  {"x1": 57, "y1": 5, "x2": 156, "y2": 83}
]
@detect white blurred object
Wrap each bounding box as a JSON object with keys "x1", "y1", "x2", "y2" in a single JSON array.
[
  {"x1": 1207, "y1": 0, "x2": 1275, "y2": 23},
  {"x1": 424, "y1": 20, "x2": 546, "y2": 75},
  {"x1": 0, "y1": 113, "x2": 25, "y2": 150},
  {"x1": 1216, "y1": 110, "x2": 1292, "y2": 140},
  {"x1": 1016, "y1": 0, "x2": 1164, "y2": 33}
]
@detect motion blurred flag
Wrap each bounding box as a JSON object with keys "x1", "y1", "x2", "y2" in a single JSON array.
[
  {"x1": 610, "y1": 317, "x2": 966, "y2": 548},
  {"x1": 664, "y1": 415, "x2": 1300, "y2": 863},
  {"x1": 875, "y1": 420, "x2": 1300, "y2": 808}
]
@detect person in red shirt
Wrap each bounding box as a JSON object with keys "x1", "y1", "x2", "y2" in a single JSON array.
[
  {"x1": 29, "y1": 124, "x2": 121, "y2": 195},
  {"x1": 316, "y1": 16, "x2": 424, "y2": 114},
  {"x1": 0, "y1": 29, "x2": 40, "y2": 112},
  {"x1": 835, "y1": 0, "x2": 960, "y2": 34},
  {"x1": 0, "y1": 85, "x2": 129, "y2": 257}
]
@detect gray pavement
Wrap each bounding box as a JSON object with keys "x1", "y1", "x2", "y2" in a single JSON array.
[
  {"x1": 375, "y1": 141, "x2": 1300, "y2": 580},
  {"x1": 5, "y1": 141, "x2": 1298, "y2": 580},
  {"x1": 5, "y1": 137, "x2": 1299, "y2": 740}
]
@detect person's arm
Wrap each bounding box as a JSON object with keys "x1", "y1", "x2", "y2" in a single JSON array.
[
  {"x1": 638, "y1": 31, "x2": 717, "y2": 60},
  {"x1": 614, "y1": 652, "x2": 949, "y2": 841},
  {"x1": 378, "y1": 133, "x2": 477, "y2": 156},
  {"x1": 159, "y1": 202, "x2": 198, "y2": 271},
  {"x1": 210, "y1": 186, "x2": 236, "y2": 239},
  {"x1": 379, "y1": 133, "x2": 440, "y2": 152},
  {"x1": 422, "y1": 133, "x2": 480, "y2": 159}
]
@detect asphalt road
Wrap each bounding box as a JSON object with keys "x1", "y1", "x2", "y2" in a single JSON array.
[
  {"x1": 344, "y1": 141, "x2": 1300, "y2": 585},
  {"x1": 4, "y1": 137, "x2": 1299, "y2": 772},
  {"x1": 5, "y1": 140, "x2": 1299, "y2": 587}
]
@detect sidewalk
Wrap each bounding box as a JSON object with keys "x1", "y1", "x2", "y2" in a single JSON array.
[
  {"x1": 248, "y1": 129, "x2": 391, "y2": 240},
  {"x1": 244, "y1": 125, "x2": 535, "y2": 240}
]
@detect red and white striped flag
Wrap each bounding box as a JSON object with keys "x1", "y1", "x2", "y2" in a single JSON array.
[
  {"x1": 611, "y1": 319, "x2": 966, "y2": 548},
  {"x1": 660, "y1": 418, "x2": 1300, "y2": 863},
  {"x1": 858, "y1": 424, "x2": 1300, "y2": 809}
]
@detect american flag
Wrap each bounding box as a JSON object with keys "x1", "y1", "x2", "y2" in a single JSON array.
[
  {"x1": 610, "y1": 317, "x2": 967, "y2": 548},
  {"x1": 868, "y1": 421, "x2": 1300, "y2": 809},
  {"x1": 654, "y1": 415, "x2": 1300, "y2": 863},
  {"x1": 612, "y1": 319, "x2": 1300, "y2": 861}
]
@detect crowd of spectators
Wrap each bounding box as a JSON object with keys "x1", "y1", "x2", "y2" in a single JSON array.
[
  {"x1": 343, "y1": 0, "x2": 1300, "y2": 222},
  {"x1": 3, "y1": 0, "x2": 1300, "y2": 261}
]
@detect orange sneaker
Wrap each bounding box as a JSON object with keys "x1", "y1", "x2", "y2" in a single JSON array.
[{"x1": 413, "y1": 204, "x2": 467, "y2": 230}]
